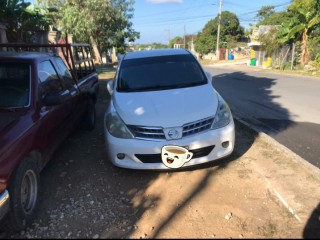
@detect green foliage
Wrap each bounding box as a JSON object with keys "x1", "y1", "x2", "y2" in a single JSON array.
[
  {"x1": 0, "y1": 0, "x2": 52, "y2": 42},
  {"x1": 277, "y1": 0, "x2": 320, "y2": 43},
  {"x1": 220, "y1": 11, "x2": 244, "y2": 42},
  {"x1": 194, "y1": 11, "x2": 244, "y2": 56},
  {"x1": 194, "y1": 30, "x2": 215, "y2": 56},
  {"x1": 38, "y1": 0, "x2": 139, "y2": 53},
  {"x1": 276, "y1": 0, "x2": 320, "y2": 65},
  {"x1": 260, "y1": 11, "x2": 291, "y2": 26},
  {"x1": 135, "y1": 43, "x2": 168, "y2": 50},
  {"x1": 258, "y1": 27, "x2": 282, "y2": 56},
  {"x1": 169, "y1": 36, "x2": 182, "y2": 48},
  {"x1": 255, "y1": 5, "x2": 293, "y2": 27},
  {"x1": 255, "y1": 5, "x2": 275, "y2": 22},
  {"x1": 307, "y1": 35, "x2": 320, "y2": 61}
]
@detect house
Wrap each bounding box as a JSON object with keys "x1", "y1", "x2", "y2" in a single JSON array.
[
  {"x1": 248, "y1": 25, "x2": 280, "y2": 67},
  {"x1": 173, "y1": 35, "x2": 197, "y2": 50}
]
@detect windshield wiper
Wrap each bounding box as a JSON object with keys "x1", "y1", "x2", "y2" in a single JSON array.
[
  {"x1": 119, "y1": 82, "x2": 205, "y2": 92},
  {"x1": 119, "y1": 85, "x2": 164, "y2": 92},
  {"x1": 173, "y1": 82, "x2": 205, "y2": 88}
]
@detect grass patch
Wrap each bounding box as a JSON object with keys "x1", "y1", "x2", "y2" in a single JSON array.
[
  {"x1": 258, "y1": 222, "x2": 277, "y2": 237},
  {"x1": 199, "y1": 59, "x2": 218, "y2": 65},
  {"x1": 261, "y1": 68, "x2": 320, "y2": 78},
  {"x1": 237, "y1": 169, "x2": 253, "y2": 179},
  {"x1": 235, "y1": 216, "x2": 248, "y2": 232},
  {"x1": 261, "y1": 150, "x2": 274, "y2": 159},
  {"x1": 306, "y1": 174, "x2": 320, "y2": 184},
  {"x1": 199, "y1": 58, "x2": 250, "y2": 66},
  {"x1": 99, "y1": 71, "x2": 116, "y2": 79}
]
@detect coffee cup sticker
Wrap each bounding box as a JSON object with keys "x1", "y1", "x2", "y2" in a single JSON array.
[{"x1": 161, "y1": 146, "x2": 193, "y2": 168}]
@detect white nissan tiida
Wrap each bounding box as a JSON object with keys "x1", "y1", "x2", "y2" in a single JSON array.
[{"x1": 104, "y1": 49, "x2": 235, "y2": 170}]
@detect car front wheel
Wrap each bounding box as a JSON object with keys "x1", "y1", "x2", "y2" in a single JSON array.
[{"x1": 0, "y1": 158, "x2": 39, "y2": 233}]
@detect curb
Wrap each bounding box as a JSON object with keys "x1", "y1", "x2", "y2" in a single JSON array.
[{"x1": 235, "y1": 117, "x2": 320, "y2": 176}]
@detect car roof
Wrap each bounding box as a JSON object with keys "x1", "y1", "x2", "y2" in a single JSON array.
[
  {"x1": 0, "y1": 51, "x2": 54, "y2": 61},
  {"x1": 123, "y1": 48, "x2": 190, "y2": 60}
]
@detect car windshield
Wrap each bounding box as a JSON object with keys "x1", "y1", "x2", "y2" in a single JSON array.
[
  {"x1": 0, "y1": 62, "x2": 30, "y2": 108},
  {"x1": 117, "y1": 54, "x2": 207, "y2": 92}
]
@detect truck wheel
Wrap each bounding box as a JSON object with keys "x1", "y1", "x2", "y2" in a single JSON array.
[
  {"x1": 80, "y1": 99, "x2": 96, "y2": 131},
  {"x1": 0, "y1": 159, "x2": 39, "y2": 233}
]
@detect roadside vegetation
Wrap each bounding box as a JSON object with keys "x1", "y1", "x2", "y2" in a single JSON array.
[
  {"x1": 0, "y1": 0, "x2": 139, "y2": 64},
  {"x1": 257, "y1": 0, "x2": 320, "y2": 70},
  {"x1": 1, "y1": 0, "x2": 319, "y2": 74}
]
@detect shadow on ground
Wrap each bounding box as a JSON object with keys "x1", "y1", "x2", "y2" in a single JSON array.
[
  {"x1": 4, "y1": 73, "x2": 318, "y2": 238},
  {"x1": 303, "y1": 202, "x2": 320, "y2": 239}
]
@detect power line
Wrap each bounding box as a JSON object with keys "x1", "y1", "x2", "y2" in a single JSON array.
[
  {"x1": 134, "y1": 1, "x2": 291, "y2": 27},
  {"x1": 239, "y1": 1, "x2": 291, "y2": 16},
  {"x1": 134, "y1": 2, "x2": 213, "y2": 20},
  {"x1": 134, "y1": 14, "x2": 214, "y2": 27}
]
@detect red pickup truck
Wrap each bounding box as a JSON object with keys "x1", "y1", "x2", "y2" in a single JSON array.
[{"x1": 0, "y1": 44, "x2": 99, "y2": 232}]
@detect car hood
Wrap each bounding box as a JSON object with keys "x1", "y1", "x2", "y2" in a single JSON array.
[{"x1": 113, "y1": 84, "x2": 219, "y2": 128}]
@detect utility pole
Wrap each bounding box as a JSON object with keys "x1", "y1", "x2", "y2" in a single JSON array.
[
  {"x1": 184, "y1": 25, "x2": 186, "y2": 49},
  {"x1": 165, "y1": 29, "x2": 171, "y2": 47},
  {"x1": 216, "y1": 0, "x2": 222, "y2": 60}
]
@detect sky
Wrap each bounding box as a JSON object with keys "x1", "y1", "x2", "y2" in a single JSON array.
[
  {"x1": 29, "y1": 0, "x2": 291, "y2": 45},
  {"x1": 132, "y1": 0, "x2": 292, "y2": 44}
]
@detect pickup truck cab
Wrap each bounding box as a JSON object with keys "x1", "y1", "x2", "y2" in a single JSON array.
[{"x1": 0, "y1": 44, "x2": 98, "y2": 232}]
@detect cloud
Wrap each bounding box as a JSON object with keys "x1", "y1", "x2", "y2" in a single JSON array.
[{"x1": 146, "y1": 0, "x2": 183, "y2": 4}]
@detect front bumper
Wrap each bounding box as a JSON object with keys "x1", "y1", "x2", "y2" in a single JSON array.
[
  {"x1": 0, "y1": 189, "x2": 10, "y2": 221},
  {"x1": 104, "y1": 119, "x2": 235, "y2": 170}
]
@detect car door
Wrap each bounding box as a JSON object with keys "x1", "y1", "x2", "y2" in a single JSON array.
[
  {"x1": 53, "y1": 57, "x2": 84, "y2": 126},
  {"x1": 37, "y1": 60, "x2": 72, "y2": 165}
]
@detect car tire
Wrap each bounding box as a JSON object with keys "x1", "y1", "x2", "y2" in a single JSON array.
[
  {"x1": 0, "y1": 158, "x2": 39, "y2": 233},
  {"x1": 80, "y1": 99, "x2": 96, "y2": 131}
]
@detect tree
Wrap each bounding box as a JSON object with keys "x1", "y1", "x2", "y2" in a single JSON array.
[
  {"x1": 258, "y1": 26, "x2": 282, "y2": 57},
  {"x1": 255, "y1": 5, "x2": 292, "y2": 26},
  {"x1": 255, "y1": 6, "x2": 275, "y2": 23},
  {"x1": 194, "y1": 11, "x2": 244, "y2": 57},
  {"x1": 0, "y1": 0, "x2": 52, "y2": 42},
  {"x1": 194, "y1": 30, "x2": 215, "y2": 57},
  {"x1": 38, "y1": 0, "x2": 139, "y2": 63},
  {"x1": 277, "y1": 0, "x2": 320, "y2": 66},
  {"x1": 169, "y1": 36, "x2": 182, "y2": 48}
]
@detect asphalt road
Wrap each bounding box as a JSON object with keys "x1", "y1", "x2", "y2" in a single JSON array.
[{"x1": 204, "y1": 64, "x2": 320, "y2": 169}]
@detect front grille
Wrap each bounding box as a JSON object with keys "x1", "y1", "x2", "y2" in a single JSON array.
[
  {"x1": 135, "y1": 145, "x2": 215, "y2": 164},
  {"x1": 128, "y1": 116, "x2": 214, "y2": 140},
  {"x1": 182, "y1": 117, "x2": 214, "y2": 137},
  {"x1": 128, "y1": 125, "x2": 165, "y2": 140}
]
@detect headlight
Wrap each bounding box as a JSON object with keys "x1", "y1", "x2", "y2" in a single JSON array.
[
  {"x1": 105, "y1": 111, "x2": 134, "y2": 139},
  {"x1": 211, "y1": 98, "x2": 232, "y2": 129}
]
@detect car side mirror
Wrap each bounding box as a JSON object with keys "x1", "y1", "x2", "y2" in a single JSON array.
[
  {"x1": 107, "y1": 80, "x2": 114, "y2": 96},
  {"x1": 43, "y1": 91, "x2": 72, "y2": 106},
  {"x1": 205, "y1": 71, "x2": 213, "y2": 84}
]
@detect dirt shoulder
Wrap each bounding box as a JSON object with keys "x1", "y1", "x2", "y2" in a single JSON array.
[{"x1": 2, "y1": 75, "x2": 320, "y2": 239}]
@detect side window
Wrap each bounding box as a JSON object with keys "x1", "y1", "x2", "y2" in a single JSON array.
[
  {"x1": 54, "y1": 57, "x2": 76, "y2": 91},
  {"x1": 38, "y1": 61, "x2": 63, "y2": 101}
]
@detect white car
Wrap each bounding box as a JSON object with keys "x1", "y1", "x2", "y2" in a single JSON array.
[{"x1": 104, "y1": 49, "x2": 235, "y2": 170}]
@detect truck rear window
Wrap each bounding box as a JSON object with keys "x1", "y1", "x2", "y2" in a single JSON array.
[{"x1": 0, "y1": 63, "x2": 30, "y2": 108}]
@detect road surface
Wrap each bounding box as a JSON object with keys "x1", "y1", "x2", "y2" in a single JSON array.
[{"x1": 204, "y1": 64, "x2": 320, "y2": 168}]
